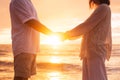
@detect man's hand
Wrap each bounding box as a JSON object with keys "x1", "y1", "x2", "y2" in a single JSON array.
[{"x1": 53, "y1": 32, "x2": 67, "y2": 41}]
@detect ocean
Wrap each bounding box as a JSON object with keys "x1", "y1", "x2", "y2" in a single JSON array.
[{"x1": 0, "y1": 44, "x2": 120, "y2": 80}]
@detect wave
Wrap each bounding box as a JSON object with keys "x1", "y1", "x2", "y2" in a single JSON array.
[
  {"x1": 0, "y1": 60, "x2": 81, "y2": 72},
  {"x1": 37, "y1": 62, "x2": 82, "y2": 72}
]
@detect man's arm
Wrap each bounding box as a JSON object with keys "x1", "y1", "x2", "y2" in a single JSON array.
[{"x1": 25, "y1": 19, "x2": 53, "y2": 35}]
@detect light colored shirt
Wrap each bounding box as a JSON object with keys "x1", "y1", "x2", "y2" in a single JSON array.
[
  {"x1": 10, "y1": 0, "x2": 40, "y2": 56},
  {"x1": 67, "y1": 4, "x2": 112, "y2": 61}
]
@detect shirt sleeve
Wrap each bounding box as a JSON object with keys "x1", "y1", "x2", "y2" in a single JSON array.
[
  {"x1": 66, "y1": 5, "x2": 109, "y2": 37},
  {"x1": 13, "y1": 0, "x2": 37, "y2": 24}
]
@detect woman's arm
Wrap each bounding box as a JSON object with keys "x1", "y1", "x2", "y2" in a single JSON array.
[{"x1": 66, "y1": 4, "x2": 109, "y2": 38}]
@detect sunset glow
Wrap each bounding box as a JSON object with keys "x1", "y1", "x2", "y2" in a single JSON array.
[
  {"x1": 0, "y1": 1, "x2": 120, "y2": 44},
  {"x1": 43, "y1": 35, "x2": 62, "y2": 46},
  {"x1": 50, "y1": 56, "x2": 61, "y2": 63},
  {"x1": 0, "y1": 0, "x2": 120, "y2": 80},
  {"x1": 48, "y1": 72, "x2": 61, "y2": 80}
]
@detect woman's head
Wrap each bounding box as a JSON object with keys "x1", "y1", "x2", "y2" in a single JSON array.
[{"x1": 89, "y1": 0, "x2": 110, "y2": 8}]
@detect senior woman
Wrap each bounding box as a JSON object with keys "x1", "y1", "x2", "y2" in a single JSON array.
[{"x1": 65, "y1": 0, "x2": 112, "y2": 80}]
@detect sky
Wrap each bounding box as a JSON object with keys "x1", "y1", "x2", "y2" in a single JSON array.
[{"x1": 0, "y1": 0, "x2": 120, "y2": 44}]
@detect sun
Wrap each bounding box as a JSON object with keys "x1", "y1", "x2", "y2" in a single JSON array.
[
  {"x1": 50, "y1": 56, "x2": 61, "y2": 63},
  {"x1": 44, "y1": 35, "x2": 62, "y2": 46}
]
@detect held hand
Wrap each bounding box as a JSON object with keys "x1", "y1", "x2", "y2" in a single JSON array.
[
  {"x1": 64, "y1": 31, "x2": 75, "y2": 40},
  {"x1": 53, "y1": 32, "x2": 67, "y2": 41},
  {"x1": 65, "y1": 31, "x2": 80, "y2": 40}
]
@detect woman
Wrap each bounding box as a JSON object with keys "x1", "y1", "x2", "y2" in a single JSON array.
[{"x1": 65, "y1": 0, "x2": 112, "y2": 80}]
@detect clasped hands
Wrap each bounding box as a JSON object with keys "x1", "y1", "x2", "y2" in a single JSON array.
[{"x1": 50, "y1": 31, "x2": 71, "y2": 41}]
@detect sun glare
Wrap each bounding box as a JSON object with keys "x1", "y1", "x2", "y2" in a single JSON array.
[
  {"x1": 50, "y1": 56, "x2": 61, "y2": 63},
  {"x1": 44, "y1": 35, "x2": 62, "y2": 46}
]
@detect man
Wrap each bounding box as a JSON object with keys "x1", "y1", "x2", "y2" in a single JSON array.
[{"x1": 9, "y1": 0, "x2": 53, "y2": 80}]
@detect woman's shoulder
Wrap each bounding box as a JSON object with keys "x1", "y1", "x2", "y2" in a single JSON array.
[
  {"x1": 98, "y1": 4, "x2": 110, "y2": 10},
  {"x1": 96, "y1": 4, "x2": 111, "y2": 12}
]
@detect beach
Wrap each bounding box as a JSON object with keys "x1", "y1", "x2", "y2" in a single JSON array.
[{"x1": 0, "y1": 44, "x2": 120, "y2": 80}]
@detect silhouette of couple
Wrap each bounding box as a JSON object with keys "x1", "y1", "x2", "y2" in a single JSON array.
[{"x1": 9, "y1": 0, "x2": 112, "y2": 80}]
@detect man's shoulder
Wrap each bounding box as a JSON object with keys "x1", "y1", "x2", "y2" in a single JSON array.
[
  {"x1": 10, "y1": 0, "x2": 34, "y2": 12},
  {"x1": 11, "y1": 0, "x2": 31, "y2": 6}
]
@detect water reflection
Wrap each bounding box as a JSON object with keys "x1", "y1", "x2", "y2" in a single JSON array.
[
  {"x1": 47, "y1": 72, "x2": 61, "y2": 80},
  {"x1": 36, "y1": 70, "x2": 82, "y2": 80}
]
